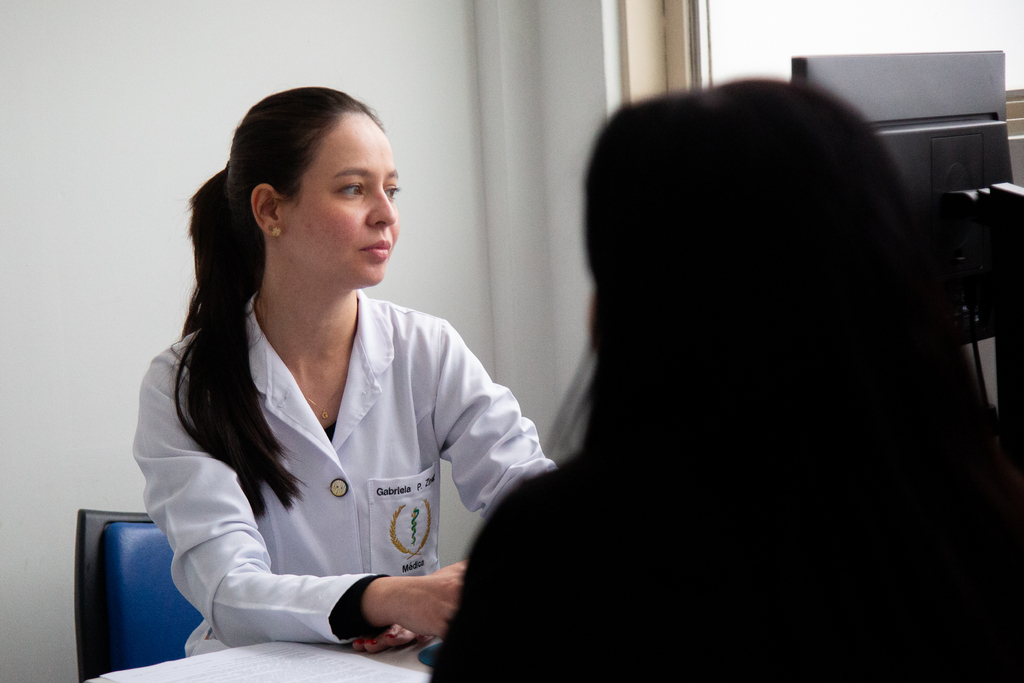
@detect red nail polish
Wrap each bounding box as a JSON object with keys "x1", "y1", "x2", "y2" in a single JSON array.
[
  {"x1": 369, "y1": 639, "x2": 378, "y2": 645},
  {"x1": 354, "y1": 639, "x2": 364, "y2": 645}
]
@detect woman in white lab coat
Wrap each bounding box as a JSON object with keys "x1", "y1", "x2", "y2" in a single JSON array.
[{"x1": 133, "y1": 87, "x2": 554, "y2": 656}]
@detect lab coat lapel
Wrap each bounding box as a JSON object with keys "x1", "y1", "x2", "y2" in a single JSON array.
[
  {"x1": 332, "y1": 291, "x2": 394, "y2": 450},
  {"x1": 246, "y1": 302, "x2": 340, "y2": 466}
]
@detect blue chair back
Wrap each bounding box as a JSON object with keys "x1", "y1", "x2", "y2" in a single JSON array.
[{"x1": 103, "y1": 522, "x2": 202, "y2": 672}]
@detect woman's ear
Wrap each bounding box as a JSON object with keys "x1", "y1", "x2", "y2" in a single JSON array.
[{"x1": 251, "y1": 183, "x2": 285, "y2": 238}]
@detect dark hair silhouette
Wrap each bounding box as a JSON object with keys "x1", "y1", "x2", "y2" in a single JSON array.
[
  {"x1": 583, "y1": 80, "x2": 1024, "y2": 675},
  {"x1": 436, "y1": 80, "x2": 1024, "y2": 682},
  {"x1": 176, "y1": 87, "x2": 382, "y2": 517}
]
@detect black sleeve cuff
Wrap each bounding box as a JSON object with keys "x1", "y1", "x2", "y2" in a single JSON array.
[{"x1": 329, "y1": 575, "x2": 387, "y2": 640}]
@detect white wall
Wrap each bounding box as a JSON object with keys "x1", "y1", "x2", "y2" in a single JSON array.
[
  {"x1": 707, "y1": 0, "x2": 1024, "y2": 89},
  {"x1": 473, "y1": 0, "x2": 608, "y2": 459},
  {"x1": 0, "y1": 2, "x2": 609, "y2": 681}
]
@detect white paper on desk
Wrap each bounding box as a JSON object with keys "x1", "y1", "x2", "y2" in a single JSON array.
[{"x1": 100, "y1": 642, "x2": 430, "y2": 683}]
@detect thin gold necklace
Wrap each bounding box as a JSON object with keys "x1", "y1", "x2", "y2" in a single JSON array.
[
  {"x1": 305, "y1": 396, "x2": 330, "y2": 420},
  {"x1": 256, "y1": 297, "x2": 331, "y2": 421}
]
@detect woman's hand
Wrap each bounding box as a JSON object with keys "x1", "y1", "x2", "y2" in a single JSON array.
[
  {"x1": 352, "y1": 625, "x2": 432, "y2": 654},
  {"x1": 357, "y1": 561, "x2": 467, "y2": 652}
]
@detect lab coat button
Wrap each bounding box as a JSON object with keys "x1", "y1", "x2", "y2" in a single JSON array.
[{"x1": 330, "y1": 479, "x2": 349, "y2": 497}]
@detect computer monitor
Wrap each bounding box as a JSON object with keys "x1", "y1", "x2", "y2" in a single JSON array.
[
  {"x1": 793, "y1": 52, "x2": 1024, "y2": 461},
  {"x1": 795, "y1": 51, "x2": 1011, "y2": 339}
]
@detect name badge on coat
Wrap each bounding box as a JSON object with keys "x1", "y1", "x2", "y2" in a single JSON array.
[{"x1": 367, "y1": 464, "x2": 441, "y2": 576}]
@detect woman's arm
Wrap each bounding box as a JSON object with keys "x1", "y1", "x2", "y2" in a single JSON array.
[
  {"x1": 360, "y1": 561, "x2": 466, "y2": 636},
  {"x1": 430, "y1": 320, "x2": 557, "y2": 515},
  {"x1": 347, "y1": 561, "x2": 466, "y2": 653},
  {"x1": 134, "y1": 349, "x2": 367, "y2": 648}
]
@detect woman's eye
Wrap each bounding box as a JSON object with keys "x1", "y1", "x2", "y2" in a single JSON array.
[
  {"x1": 386, "y1": 187, "x2": 400, "y2": 200},
  {"x1": 340, "y1": 185, "x2": 360, "y2": 195}
]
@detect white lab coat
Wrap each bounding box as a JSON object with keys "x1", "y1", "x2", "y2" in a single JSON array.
[{"x1": 133, "y1": 292, "x2": 555, "y2": 654}]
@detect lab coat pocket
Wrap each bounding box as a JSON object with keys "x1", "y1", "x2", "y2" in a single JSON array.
[{"x1": 367, "y1": 464, "x2": 440, "y2": 576}]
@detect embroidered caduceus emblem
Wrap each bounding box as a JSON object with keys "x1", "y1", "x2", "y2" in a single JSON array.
[{"x1": 389, "y1": 500, "x2": 432, "y2": 558}]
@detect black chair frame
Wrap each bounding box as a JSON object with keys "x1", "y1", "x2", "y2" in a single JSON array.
[{"x1": 75, "y1": 509, "x2": 152, "y2": 683}]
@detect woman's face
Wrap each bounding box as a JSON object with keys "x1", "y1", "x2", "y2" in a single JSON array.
[{"x1": 274, "y1": 113, "x2": 400, "y2": 292}]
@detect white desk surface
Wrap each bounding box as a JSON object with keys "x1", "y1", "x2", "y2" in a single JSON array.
[{"x1": 349, "y1": 638, "x2": 434, "y2": 673}]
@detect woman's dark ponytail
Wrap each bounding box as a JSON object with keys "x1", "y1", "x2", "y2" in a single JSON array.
[{"x1": 174, "y1": 87, "x2": 382, "y2": 517}]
